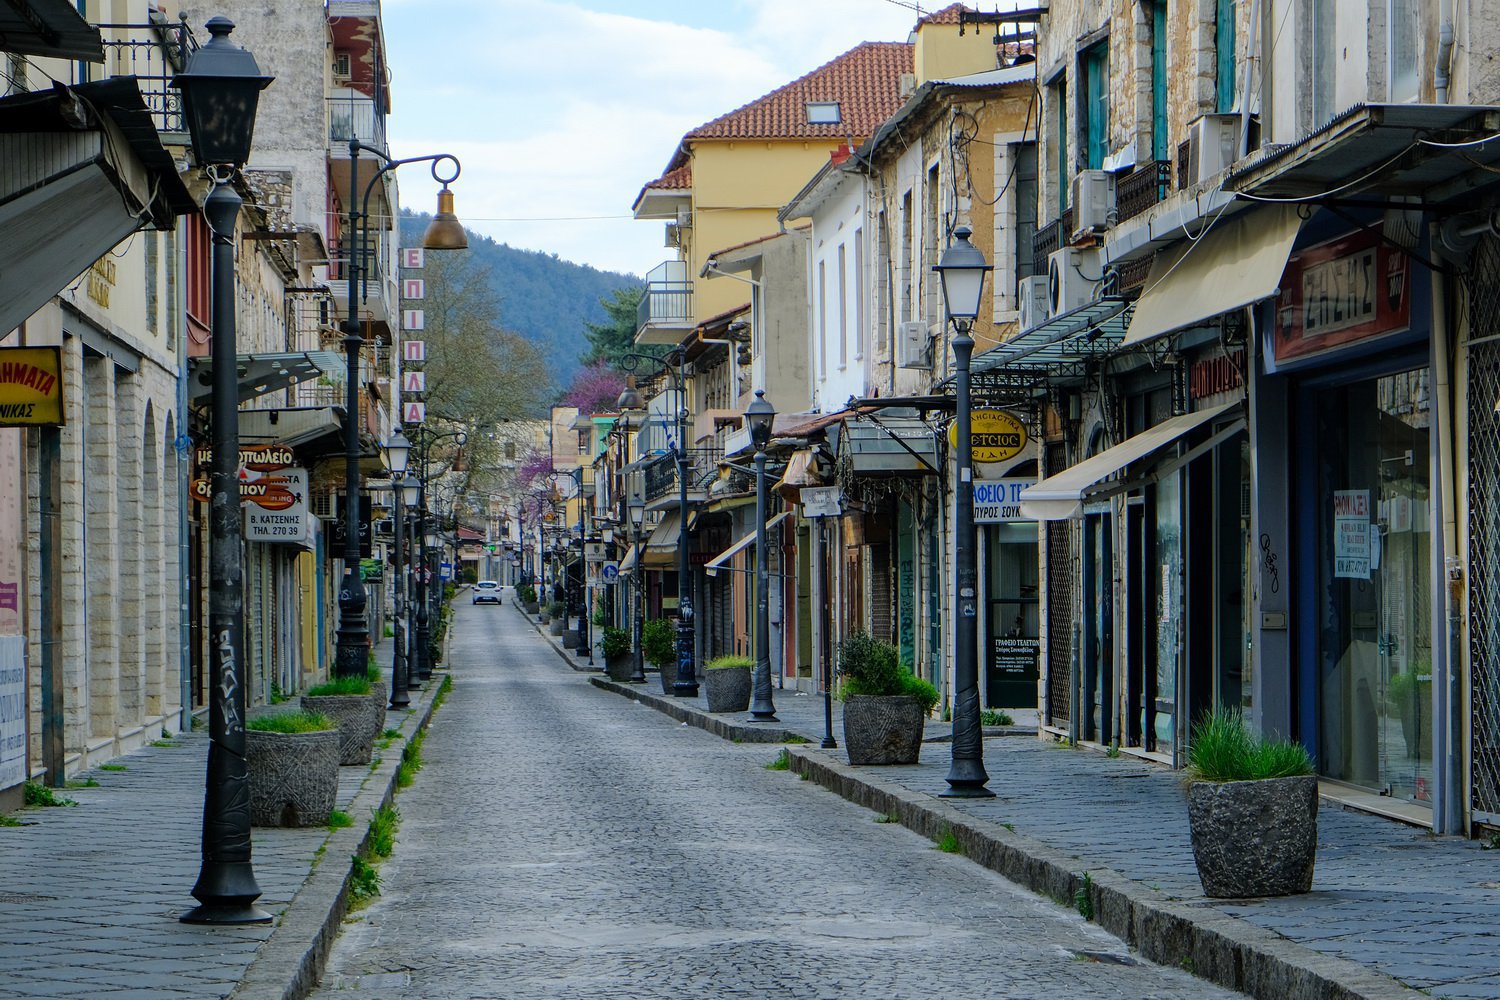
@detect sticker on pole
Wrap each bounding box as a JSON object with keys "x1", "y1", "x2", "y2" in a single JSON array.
[{"x1": 601, "y1": 561, "x2": 619, "y2": 584}]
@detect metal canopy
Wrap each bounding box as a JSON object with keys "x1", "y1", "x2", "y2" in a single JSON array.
[
  {"x1": 188, "y1": 351, "x2": 344, "y2": 404},
  {"x1": 0, "y1": 0, "x2": 104, "y2": 61},
  {"x1": 967, "y1": 297, "x2": 1133, "y2": 383},
  {"x1": 704, "y1": 511, "x2": 790, "y2": 577},
  {"x1": 1224, "y1": 103, "x2": 1500, "y2": 206}
]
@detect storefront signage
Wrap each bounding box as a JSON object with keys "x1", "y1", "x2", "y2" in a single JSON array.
[
  {"x1": 972, "y1": 479, "x2": 1036, "y2": 523},
  {"x1": 949, "y1": 409, "x2": 1028, "y2": 464},
  {"x1": 1189, "y1": 350, "x2": 1245, "y2": 401},
  {"x1": 1273, "y1": 228, "x2": 1410, "y2": 366},
  {"x1": 0, "y1": 636, "x2": 24, "y2": 792},
  {"x1": 194, "y1": 444, "x2": 295, "y2": 471},
  {"x1": 989, "y1": 635, "x2": 1040, "y2": 707},
  {"x1": 800, "y1": 486, "x2": 843, "y2": 518},
  {"x1": 1333, "y1": 489, "x2": 1371, "y2": 580},
  {"x1": 244, "y1": 468, "x2": 310, "y2": 544},
  {"x1": 0, "y1": 347, "x2": 64, "y2": 426}
]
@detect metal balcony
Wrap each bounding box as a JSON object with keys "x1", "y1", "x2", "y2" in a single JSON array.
[
  {"x1": 635, "y1": 260, "x2": 694, "y2": 345},
  {"x1": 97, "y1": 19, "x2": 197, "y2": 137},
  {"x1": 642, "y1": 445, "x2": 724, "y2": 504},
  {"x1": 328, "y1": 95, "x2": 387, "y2": 151}
]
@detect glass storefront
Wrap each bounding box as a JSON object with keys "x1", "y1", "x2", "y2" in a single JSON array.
[
  {"x1": 1312, "y1": 367, "x2": 1433, "y2": 801},
  {"x1": 984, "y1": 522, "x2": 1040, "y2": 708}
]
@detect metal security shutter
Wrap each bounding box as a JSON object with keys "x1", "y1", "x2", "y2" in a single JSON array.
[
  {"x1": 869, "y1": 543, "x2": 892, "y2": 642},
  {"x1": 1045, "y1": 442, "x2": 1074, "y2": 728},
  {"x1": 1467, "y1": 234, "x2": 1500, "y2": 824}
]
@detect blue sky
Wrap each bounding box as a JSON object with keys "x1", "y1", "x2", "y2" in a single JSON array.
[{"x1": 380, "y1": 0, "x2": 922, "y2": 277}]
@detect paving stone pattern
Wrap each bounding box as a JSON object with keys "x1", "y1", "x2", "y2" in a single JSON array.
[{"x1": 312, "y1": 603, "x2": 1233, "y2": 999}]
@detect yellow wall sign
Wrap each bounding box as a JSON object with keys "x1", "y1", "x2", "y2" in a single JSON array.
[
  {"x1": 948, "y1": 408, "x2": 1027, "y2": 463},
  {"x1": 0, "y1": 347, "x2": 64, "y2": 426}
]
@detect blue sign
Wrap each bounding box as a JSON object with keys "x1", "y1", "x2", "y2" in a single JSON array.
[
  {"x1": 439, "y1": 561, "x2": 452, "y2": 581},
  {"x1": 601, "y1": 561, "x2": 619, "y2": 584}
]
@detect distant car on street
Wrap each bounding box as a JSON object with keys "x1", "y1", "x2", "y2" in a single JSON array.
[{"x1": 472, "y1": 580, "x2": 502, "y2": 605}]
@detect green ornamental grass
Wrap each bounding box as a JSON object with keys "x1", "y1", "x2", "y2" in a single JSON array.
[
  {"x1": 247, "y1": 711, "x2": 335, "y2": 734},
  {"x1": 1186, "y1": 707, "x2": 1314, "y2": 782},
  {"x1": 705, "y1": 655, "x2": 753, "y2": 671},
  {"x1": 306, "y1": 675, "x2": 373, "y2": 697}
]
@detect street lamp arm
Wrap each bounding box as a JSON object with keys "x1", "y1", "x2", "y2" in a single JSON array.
[
  {"x1": 357, "y1": 147, "x2": 462, "y2": 220},
  {"x1": 617, "y1": 350, "x2": 685, "y2": 391}
]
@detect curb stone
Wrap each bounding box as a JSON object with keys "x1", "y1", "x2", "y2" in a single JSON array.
[
  {"x1": 228, "y1": 672, "x2": 446, "y2": 1000},
  {"x1": 590, "y1": 676, "x2": 797, "y2": 743},
  {"x1": 785, "y1": 747, "x2": 1425, "y2": 1000}
]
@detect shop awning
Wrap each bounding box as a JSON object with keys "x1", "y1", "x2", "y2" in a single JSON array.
[
  {"x1": 972, "y1": 298, "x2": 1133, "y2": 376},
  {"x1": 618, "y1": 544, "x2": 639, "y2": 573},
  {"x1": 238, "y1": 406, "x2": 344, "y2": 452},
  {"x1": 1123, "y1": 205, "x2": 1303, "y2": 349},
  {"x1": 0, "y1": 0, "x2": 104, "y2": 61},
  {"x1": 188, "y1": 351, "x2": 345, "y2": 404},
  {"x1": 642, "y1": 510, "x2": 681, "y2": 567},
  {"x1": 1020, "y1": 402, "x2": 1243, "y2": 520},
  {"x1": 704, "y1": 511, "x2": 790, "y2": 577}
]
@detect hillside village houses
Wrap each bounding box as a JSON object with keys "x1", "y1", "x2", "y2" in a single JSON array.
[
  {"x1": 572, "y1": 0, "x2": 1500, "y2": 840},
  {"x1": 0, "y1": 0, "x2": 437, "y2": 808}
]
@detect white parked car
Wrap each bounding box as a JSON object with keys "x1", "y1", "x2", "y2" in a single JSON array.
[{"x1": 472, "y1": 580, "x2": 502, "y2": 605}]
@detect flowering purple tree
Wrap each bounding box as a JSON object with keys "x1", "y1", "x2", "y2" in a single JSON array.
[{"x1": 561, "y1": 361, "x2": 626, "y2": 417}]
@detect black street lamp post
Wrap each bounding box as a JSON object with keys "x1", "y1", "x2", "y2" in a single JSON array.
[
  {"x1": 382, "y1": 429, "x2": 412, "y2": 710},
  {"x1": 617, "y1": 412, "x2": 649, "y2": 684},
  {"x1": 408, "y1": 426, "x2": 466, "y2": 680},
  {"x1": 333, "y1": 136, "x2": 465, "y2": 681},
  {"x1": 933, "y1": 225, "x2": 995, "y2": 799},
  {"x1": 746, "y1": 390, "x2": 778, "y2": 722},
  {"x1": 172, "y1": 16, "x2": 273, "y2": 925},
  {"x1": 615, "y1": 357, "x2": 697, "y2": 697}
]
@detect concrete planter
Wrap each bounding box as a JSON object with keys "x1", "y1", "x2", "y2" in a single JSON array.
[
  {"x1": 301, "y1": 693, "x2": 377, "y2": 765},
  {"x1": 704, "y1": 666, "x2": 751, "y2": 713},
  {"x1": 842, "y1": 695, "x2": 925, "y2": 765},
  {"x1": 1187, "y1": 774, "x2": 1318, "y2": 898},
  {"x1": 524, "y1": 601, "x2": 539, "y2": 616},
  {"x1": 655, "y1": 659, "x2": 676, "y2": 695},
  {"x1": 549, "y1": 619, "x2": 566, "y2": 637},
  {"x1": 562, "y1": 629, "x2": 581, "y2": 649},
  {"x1": 605, "y1": 653, "x2": 635, "y2": 682},
  {"x1": 246, "y1": 728, "x2": 339, "y2": 827},
  {"x1": 368, "y1": 681, "x2": 388, "y2": 742}
]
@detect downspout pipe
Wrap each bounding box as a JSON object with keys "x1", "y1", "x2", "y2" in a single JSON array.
[
  {"x1": 1238, "y1": 0, "x2": 1264, "y2": 158},
  {"x1": 177, "y1": 215, "x2": 193, "y2": 733},
  {"x1": 1436, "y1": 10, "x2": 1455, "y2": 105}
]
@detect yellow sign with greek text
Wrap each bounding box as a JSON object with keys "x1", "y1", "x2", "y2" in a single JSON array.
[
  {"x1": 0, "y1": 347, "x2": 64, "y2": 426},
  {"x1": 948, "y1": 408, "x2": 1027, "y2": 463}
]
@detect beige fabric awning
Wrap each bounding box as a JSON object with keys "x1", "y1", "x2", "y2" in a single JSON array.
[
  {"x1": 1020, "y1": 402, "x2": 1242, "y2": 520},
  {"x1": 618, "y1": 544, "x2": 639, "y2": 573},
  {"x1": 1122, "y1": 204, "x2": 1303, "y2": 348},
  {"x1": 704, "y1": 512, "x2": 790, "y2": 577},
  {"x1": 641, "y1": 511, "x2": 681, "y2": 568}
]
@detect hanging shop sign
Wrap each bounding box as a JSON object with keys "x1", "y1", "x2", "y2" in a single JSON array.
[
  {"x1": 401, "y1": 248, "x2": 425, "y2": 270},
  {"x1": 194, "y1": 444, "x2": 295, "y2": 471},
  {"x1": 244, "y1": 467, "x2": 310, "y2": 544},
  {"x1": 1272, "y1": 227, "x2": 1411, "y2": 367},
  {"x1": 0, "y1": 346, "x2": 64, "y2": 426},
  {"x1": 949, "y1": 409, "x2": 1028, "y2": 464},
  {"x1": 972, "y1": 479, "x2": 1037, "y2": 523},
  {"x1": 403, "y1": 340, "x2": 426, "y2": 363},
  {"x1": 800, "y1": 486, "x2": 844, "y2": 518}
]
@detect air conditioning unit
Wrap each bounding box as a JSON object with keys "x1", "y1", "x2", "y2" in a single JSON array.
[
  {"x1": 896, "y1": 320, "x2": 931, "y2": 369},
  {"x1": 1071, "y1": 169, "x2": 1116, "y2": 232},
  {"x1": 664, "y1": 222, "x2": 681, "y2": 248},
  {"x1": 675, "y1": 206, "x2": 693, "y2": 228},
  {"x1": 1047, "y1": 247, "x2": 1100, "y2": 317},
  {"x1": 1017, "y1": 274, "x2": 1050, "y2": 331},
  {"x1": 1186, "y1": 113, "x2": 1240, "y2": 186}
]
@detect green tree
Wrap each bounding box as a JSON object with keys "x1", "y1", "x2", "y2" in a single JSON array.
[{"x1": 582, "y1": 285, "x2": 656, "y2": 369}]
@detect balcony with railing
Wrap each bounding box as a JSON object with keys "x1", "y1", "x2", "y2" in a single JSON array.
[
  {"x1": 97, "y1": 18, "x2": 197, "y2": 137},
  {"x1": 1032, "y1": 207, "x2": 1074, "y2": 264},
  {"x1": 635, "y1": 260, "x2": 694, "y2": 345},
  {"x1": 642, "y1": 444, "x2": 724, "y2": 504},
  {"x1": 328, "y1": 94, "x2": 388, "y2": 152},
  {"x1": 1115, "y1": 160, "x2": 1172, "y2": 225}
]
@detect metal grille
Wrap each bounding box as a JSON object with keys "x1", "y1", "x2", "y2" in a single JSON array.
[
  {"x1": 1115, "y1": 161, "x2": 1172, "y2": 224},
  {"x1": 1045, "y1": 442, "x2": 1074, "y2": 728},
  {"x1": 1467, "y1": 234, "x2": 1500, "y2": 822}
]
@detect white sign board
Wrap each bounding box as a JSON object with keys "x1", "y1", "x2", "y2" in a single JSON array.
[
  {"x1": 800, "y1": 486, "x2": 843, "y2": 518},
  {"x1": 585, "y1": 542, "x2": 607, "y2": 563},
  {"x1": 1333, "y1": 489, "x2": 1371, "y2": 580},
  {"x1": 401, "y1": 278, "x2": 425, "y2": 300},
  {"x1": 400, "y1": 248, "x2": 425, "y2": 269},
  {"x1": 244, "y1": 467, "x2": 311, "y2": 544},
  {"x1": 403, "y1": 401, "x2": 426, "y2": 424},
  {"x1": 402, "y1": 371, "x2": 426, "y2": 394},
  {"x1": 402, "y1": 340, "x2": 426, "y2": 363},
  {"x1": 402, "y1": 309, "x2": 425, "y2": 331},
  {"x1": 0, "y1": 636, "x2": 26, "y2": 791},
  {"x1": 973, "y1": 479, "x2": 1036, "y2": 523}
]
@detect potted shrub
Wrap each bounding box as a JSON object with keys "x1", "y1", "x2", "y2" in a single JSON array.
[
  {"x1": 1184, "y1": 708, "x2": 1318, "y2": 899},
  {"x1": 245, "y1": 711, "x2": 339, "y2": 827},
  {"x1": 517, "y1": 582, "x2": 539, "y2": 615},
  {"x1": 642, "y1": 617, "x2": 677, "y2": 693},
  {"x1": 547, "y1": 601, "x2": 568, "y2": 637},
  {"x1": 838, "y1": 631, "x2": 938, "y2": 765},
  {"x1": 302, "y1": 673, "x2": 378, "y2": 765},
  {"x1": 1387, "y1": 663, "x2": 1432, "y2": 759},
  {"x1": 601, "y1": 626, "x2": 634, "y2": 681},
  {"x1": 703, "y1": 655, "x2": 753, "y2": 713}
]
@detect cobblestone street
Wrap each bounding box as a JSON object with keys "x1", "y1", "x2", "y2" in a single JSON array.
[{"x1": 312, "y1": 604, "x2": 1235, "y2": 999}]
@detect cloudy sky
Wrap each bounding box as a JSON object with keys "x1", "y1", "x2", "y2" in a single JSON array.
[{"x1": 381, "y1": 0, "x2": 923, "y2": 277}]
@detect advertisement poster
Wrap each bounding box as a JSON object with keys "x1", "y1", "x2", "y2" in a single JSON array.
[
  {"x1": 0, "y1": 636, "x2": 25, "y2": 791},
  {"x1": 244, "y1": 467, "x2": 310, "y2": 544},
  {"x1": 1334, "y1": 489, "x2": 1371, "y2": 580}
]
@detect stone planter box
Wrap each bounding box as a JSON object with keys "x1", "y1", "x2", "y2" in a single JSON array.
[
  {"x1": 247, "y1": 728, "x2": 339, "y2": 827},
  {"x1": 562, "y1": 629, "x2": 581, "y2": 649},
  {"x1": 301, "y1": 693, "x2": 378, "y2": 765},
  {"x1": 605, "y1": 652, "x2": 635, "y2": 682},
  {"x1": 524, "y1": 601, "x2": 540, "y2": 616},
  {"x1": 655, "y1": 658, "x2": 677, "y2": 695},
  {"x1": 368, "y1": 681, "x2": 388, "y2": 741},
  {"x1": 549, "y1": 619, "x2": 566, "y2": 637},
  {"x1": 842, "y1": 695, "x2": 925, "y2": 765},
  {"x1": 1187, "y1": 774, "x2": 1318, "y2": 898},
  {"x1": 704, "y1": 666, "x2": 751, "y2": 713}
]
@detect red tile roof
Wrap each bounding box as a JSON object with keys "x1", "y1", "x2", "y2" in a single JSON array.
[
  {"x1": 918, "y1": 3, "x2": 971, "y2": 26},
  {"x1": 685, "y1": 41, "x2": 913, "y2": 143},
  {"x1": 643, "y1": 161, "x2": 691, "y2": 192}
]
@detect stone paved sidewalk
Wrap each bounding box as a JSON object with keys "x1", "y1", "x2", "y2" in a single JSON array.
[
  {"x1": 537, "y1": 603, "x2": 1500, "y2": 1000},
  {"x1": 0, "y1": 637, "x2": 440, "y2": 1000}
]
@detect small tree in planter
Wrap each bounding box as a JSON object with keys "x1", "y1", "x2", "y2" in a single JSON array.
[
  {"x1": 642, "y1": 618, "x2": 676, "y2": 693},
  {"x1": 302, "y1": 673, "x2": 378, "y2": 765},
  {"x1": 601, "y1": 626, "x2": 634, "y2": 681},
  {"x1": 246, "y1": 711, "x2": 339, "y2": 827},
  {"x1": 838, "y1": 631, "x2": 939, "y2": 765},
  {"x1": 1185, "y1": 708, "x2": 1317, "y2": 898},
  {"x1": 516, "y1": 582, "x2": 538, "y2": 614},
  {"x1": 546, "y1": 601, "x2": 568, "y2": 637},
  {"x1": 704, "y1": 655, "x2": 753, "y2": 713}
]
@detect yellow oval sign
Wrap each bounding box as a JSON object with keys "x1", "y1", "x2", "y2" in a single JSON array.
[{"x1": 949, "y1": 409, "x2": 1028, "y2": 463}]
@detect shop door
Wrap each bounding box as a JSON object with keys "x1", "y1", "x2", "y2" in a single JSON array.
[
  {"x1": 1306, "y1": 367, "x2": 1432, "y2": 800},
  {"x1": 1080, "y1": 511, "x2": 1114, "y2": 743},
  {"x1": 985, "y1": 523, "x2": 1041, "y2": 709},
  {"x1": 1147, "y1": 473, "x2": 1183, "y2": 755}
]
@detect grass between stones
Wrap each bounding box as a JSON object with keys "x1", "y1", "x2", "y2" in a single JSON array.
[
  {"x1": 765, "y1": 749, "x2": 791, "y2": 771},
  {"x1": 23, "y1": 782, "x2": 75, "y2": 807},
  {"x1": 99, "y1": 763, "x2": 128, "y2": 772}
]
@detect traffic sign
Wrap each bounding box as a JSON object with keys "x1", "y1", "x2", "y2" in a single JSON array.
[{"x1": 601, "y1": 561, "x2": 619, "y2": 584}]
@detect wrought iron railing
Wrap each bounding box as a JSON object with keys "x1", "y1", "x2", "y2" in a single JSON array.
[
  {"x1": 328, "y1": 94, "x2": 387, "y2": 151},
  {"x1": 1032, "y1": 207, "x2": 1074, "y2": 263},
  {"x1": 641, "y1": 445, "x2": 723, "y2": 502},
  {"x1": 637, "y1": 280, "x2": 693, "y2": 333},
  {"x1": 643, "y1": 452, "x2": 676, "y2": 502},
  {"x1": 97, "y1": 19, "x2": 197, "y2": 134},
  {"x1": 1115, "y1": 160, "x2": 1172, "y2": 225}
]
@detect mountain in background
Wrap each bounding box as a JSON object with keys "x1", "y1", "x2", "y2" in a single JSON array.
[{"x1": 401, "y1": 211, "x2": 642, "y2": 387}]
